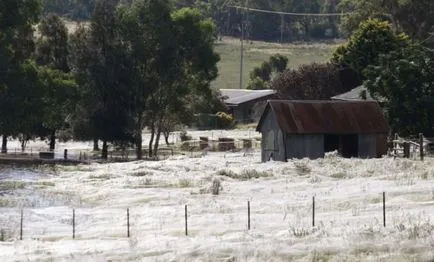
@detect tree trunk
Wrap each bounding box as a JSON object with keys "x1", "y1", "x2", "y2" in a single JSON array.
[
  {"x1": 93, "y1": 138, "x2": 100, "y2": 151},
  {"x1": 49, "y1": 130, "x2": 56, "y2": 151},
  {"x1": 102, "y1": 140, "x2": 108, "y2": 159},
  {"x1": 153, "y1": 130, "x2": 161, "y2": 157},
  {"x1": 164, "y1": 131, "x2": 170, "y2": 146},
  {"x1": 1, "y1": 135, "x2": 7, "y2": 154},
  {"x1": 135, "y1": 133, "x2": 142, "y2": 160},
  {"x1": 21, "y1": 139, "x2": 26, "y2": 152},
  {"x1": 148, "y1": 126, "x2": 155, "y2": 158}
]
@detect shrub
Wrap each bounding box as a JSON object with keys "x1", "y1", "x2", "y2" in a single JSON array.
[
  {"x1": 217, "y1": 169, "x2": 271, "y2": 180},
  {"x1": 180, "y1": 130, "x2": 192, "y2": 142},
  {"x1": 294, "y1": 162, "x2": 311, "y2": 176},
  {"x1": 178, "y1": 179, "x2": 193, "y2": 188},
  {"x1": 246, "y1": 76, "x2": 268, "y2": 90},
  {"x1": 216, "y1": 112, "x2": 235, "y2": 129},
  {"x1": 210, "y1": 178, "x2": 222, "y2": 195}
]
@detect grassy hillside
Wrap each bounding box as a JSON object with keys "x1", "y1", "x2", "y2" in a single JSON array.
[{"x1": 213, "y1": 37, "x2": 339, "y2": 89}]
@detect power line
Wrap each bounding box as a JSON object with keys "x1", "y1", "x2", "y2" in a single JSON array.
[{"x1": 228, "y1": 5, "x2": 353, "y2": 17}]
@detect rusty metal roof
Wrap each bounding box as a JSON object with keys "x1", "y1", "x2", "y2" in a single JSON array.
[{"x1": 256, "y1": 100, "x2": 390, "y2": 134}]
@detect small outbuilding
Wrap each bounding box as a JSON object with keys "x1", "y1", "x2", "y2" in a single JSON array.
[
  {"x1": 220, "y1": 89, "x2": 276, "y2": 123},
  {"x1": 256, "y1": 100, "x2": 390, "y2": 162}
]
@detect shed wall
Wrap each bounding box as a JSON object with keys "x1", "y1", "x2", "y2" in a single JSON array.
[
  {"x1": 259, "y1": 110, "x2": 286, "y2": 162},
  {"x1": 285, "y1": 135, "x2": 324, "y2": 159},
  {"x1": 358, "y1": 134, "x2": 377, "y2": 158},
  {"x1": 376, "y1": 134, "x2": 388, "y2": 157}
]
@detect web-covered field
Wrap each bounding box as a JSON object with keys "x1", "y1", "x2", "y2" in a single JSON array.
[{"x1": 0, "y1": 133, "x2": 434, "y2": 261}]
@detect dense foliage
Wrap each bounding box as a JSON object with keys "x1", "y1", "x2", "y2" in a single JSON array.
[
  {"x1": 1, "y1": 0, "x2": 434, "y2": 157},
  {"x1": 0, "y1": 0, "x2": 221, "y2": 159},
  {"x1": 332, "y1": 19, "x2": 409, "y2": 81},
  {"x1": 364, "y1": 45, "x2": 434, "y2": 136},
  {"x1": 246, "y1": 54, "x2": 288, "y2": 90},
  {"x1": 67, "y1": 0, "x2": 220, "y2": 159},
  {"x1": 340, "y1": 0, "x2": 434, "y2": 43},
  {"x1": 271, "y1": 62, "x2": 350, "y2": 100},
  {"x1": 41, "y1": 0, "x2": 346, "y2": 42}
]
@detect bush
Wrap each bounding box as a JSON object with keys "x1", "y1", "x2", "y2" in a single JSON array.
[
  {"x1": 180, "y1": 130, "x2": 192, "y2": 142},
  {"x1": 217, "y1": 169, "x2": 271, "y2": 180},
  {"x1": 216, "y1": 112, "x2": 235, "y2": 129},
  {"x1": 246, "y1": 76, "x2": 268, "y2": 90},
  {"x1": 210, "y1": 178, "x2": 222, "y2": 195}
]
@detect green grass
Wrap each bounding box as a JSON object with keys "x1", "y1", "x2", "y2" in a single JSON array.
[{"x1": 212, "y1": 37, "x2": 338, "y2": 90}]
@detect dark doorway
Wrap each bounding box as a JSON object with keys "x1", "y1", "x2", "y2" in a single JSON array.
[
  {"x1": 324, "y1": 134, "x2": 339, "y2": 153},
  {"x1": 341, "y1": 135, "x2": 358, "y2": 158}
]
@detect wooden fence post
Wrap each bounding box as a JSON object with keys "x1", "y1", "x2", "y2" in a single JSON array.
[
  {"x1": 247, "y1": 201, "x2": 251, "y2": 230},
  {"x1": 312, "y1": 196, "x2": 315, "y2": 227},
  {"x1": 127, "y1": 208, "x2": 130, "y2": 238},
  {"x1": 20, "y1": 209, "x2": 23, "y2": 240},
  {"x1": 419, "y1": 133, "x2": 424, "y2": 161},
  {"x1": 383, "y1": 192, "x2": 386, "y2": 227},
  {"x1": 184, "y1": 205, "x2": 188, "y2": 236},
  {"x1": 73, "y1": 209, "x2": 75, "y2": 239}
]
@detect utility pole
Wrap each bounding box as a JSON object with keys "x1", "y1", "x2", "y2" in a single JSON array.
[
  {"x1": 280, "y1": 14, "x2": 284, "y2": 43},
  {"x1": 239, "y1": 0, "x2": 248, "y2": 89},
  {"x1": 239, "y1": 2, "x2": 244, "y2": 89}
]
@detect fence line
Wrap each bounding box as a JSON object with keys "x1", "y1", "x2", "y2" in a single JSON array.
[{"x1": 1, "y1": 190, "x2": 431, "y2": 241}]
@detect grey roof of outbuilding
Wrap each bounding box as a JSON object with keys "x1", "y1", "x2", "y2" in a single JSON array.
[
  {"x1": 220, "y1": 89, "x2": 276, "y2": 106},
  {"x1": 256, "y1": 100, "x2": 390, "y2": 134},
  {"x1": 331, "y1": 86, "x2": 376, "y2": 101}
]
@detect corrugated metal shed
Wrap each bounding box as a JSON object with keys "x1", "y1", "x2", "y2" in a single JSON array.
[
  {"x1": 256, "y1": 100, "x2": 390, "y2": 134},
  {"x1": 220, "y1": 89, "x2": 276, "y2": 106}
]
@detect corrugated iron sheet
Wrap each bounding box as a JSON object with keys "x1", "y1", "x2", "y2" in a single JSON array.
[
  {"x1": 220, "y1": 89, "x2": 276, "y2": 106},
  {"x1": 258, "y1": 100, "x2": 389, "y2": 134}
]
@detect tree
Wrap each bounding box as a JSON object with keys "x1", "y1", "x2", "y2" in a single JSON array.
[
  {"x1": 69, "y1": 0, "x2": 133, "y2": 159},
  {"x1": 117, "y1": 0, "x2": 179, "y2": 159},
  {"x1": 0, "y1": 0, "x2": 41, "y2": 153},
  {"x1": 148, "y1": 7, "x2": 220, "y2": 157},
  {"x1": 37, "y1": 67, "x2": 77, "y2": 150},
  {"x1": 332, "y1": 19, "x2": 409, "y2": 81},
  {"x1": 339, "y1": 0, "x2": 434, "y2": 42},
  {"x1": 247, "y1": 54, "x2": 288, "y2": 90},
  {"x1": 36, "y1": 14, "x2": 73, "y2": 150},
  {"x1": 284, "y1": 0, "x2": 321, "y2": 40},
  {"x1": 271, "y1": 62, "x2": 347, "y2": 100},
  {"x1": 36, "y1": 14, "x2": 69, "y2": 72},
  {"x1": 364, "y1": 45, "x2": 434, "y2": 136},
  {"x1": 247, "y1": 77, "x2": 268, "y2": 90},
  {"x1": 269, "y1": 54, "x2": 289, "y2": 73}
]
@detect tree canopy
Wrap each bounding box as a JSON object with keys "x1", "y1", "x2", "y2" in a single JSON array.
[
  {"x1": 68, "y1": 0, "x2": 220, "y2": 159},
  {"x1": 246, "y1": 54, "x2": 288, "y2": 90},
  {"x1": 332, "y1": 19, "x2": 409, "y2": 81},
  {"x1": 339, "y1": 0, "x2": 434, "y2": 43},
  {"x1": 364, "y1": 45, "x2": 434, "y2": 136}
]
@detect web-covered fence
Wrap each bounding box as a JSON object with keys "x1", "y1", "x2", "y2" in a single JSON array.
[{"x1": 1, "y1": 190, "x2": 433, "y2": 242}]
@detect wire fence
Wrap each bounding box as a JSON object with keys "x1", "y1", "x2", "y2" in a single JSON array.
[
  {"x1": 1, "y1": 190, "x2": 433, "y2": 241},
  {"x1": 0, "y1": 137, "x2": 263, "y2": 163}
]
